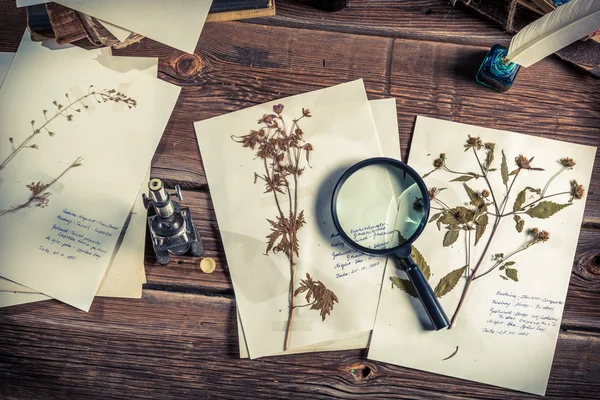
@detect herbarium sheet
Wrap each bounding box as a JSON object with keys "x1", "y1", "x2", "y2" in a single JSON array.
[
  {"x1": 195, "y1": 80, "x2": 388, "y2": 358},
  {"x1": 0, "y1": 32, "x2": 180, "y2": 311},
  {"x1": 368, "y1": 116, "x2": 596, "y2": 395}
]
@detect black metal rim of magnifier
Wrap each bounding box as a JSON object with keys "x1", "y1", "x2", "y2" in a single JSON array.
[{"x1": 331, "y1": 157, "x2": 430, "y2": 256}]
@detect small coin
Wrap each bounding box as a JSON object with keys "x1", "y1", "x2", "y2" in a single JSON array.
[{"x1": 200, "y1": 257, "x2": 216, "y2": 273}]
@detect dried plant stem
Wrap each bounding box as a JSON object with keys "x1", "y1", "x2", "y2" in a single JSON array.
[
  {"x1": 0, "y1": 93, "x2": 97, "y2": 172},
  {"x1": 473, "y1": 148, "x2": 499, "y2": 215},
  {"x1": 502, "y1": 191, "x2": 570, "y2": 218},
  {"x1": 0, "y1": 156, "x2": 83, "y2": 217},
  {"x1": 473, "y1": 243, "x2": 534, "y2": 280}
]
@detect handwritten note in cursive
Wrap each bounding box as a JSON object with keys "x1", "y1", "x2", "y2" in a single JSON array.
[
  {"x1": 38, "y1": 208, "x2": 119, "y2": 261},
  {"x1": 482, "y1": 291, "x2": 563, "y2": 336},
  {"x1": 330, "y1": 230, "x2": 385, "y2": 279}
]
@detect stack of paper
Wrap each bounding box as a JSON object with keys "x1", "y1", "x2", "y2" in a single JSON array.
[
  {"x1": 0, "y1": 31, "x2": 181, "y2": 310},
  {"x1": 193, "y1": 80, "x2": 403, "y2": 358},
  {"x1": 16, "y1": 0, "x2": 214, "y2": 53}
]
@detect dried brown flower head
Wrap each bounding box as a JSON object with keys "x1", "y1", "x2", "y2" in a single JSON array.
[
  {"x1": 302, "y1": 108, "x2": 311, "y2": 117},
  {"x1": 537, "y1": 230, "x2": 550, "y2": 242},
  {"x1": 465, "y1": 135, "x2": 483, "y2": 150},
  {"x1": 428, "y1": 187, "x2": 440, "y2": 199},
  {"x1": 412, "y1": 197, "x2": 424, "y2": 212},
  {"x1": 481, "y1": 189, "x2": 490, "y2": 198},
  {"x1": 273, "y1": 104, "x2": 284, "y2": 114},
  {"x1": 529, "y1": 228, "x2": 550, "y2": 242},
  {"x1": 570, "y1": 180, "x2": 585, "y2": 201},
  {"x1": 515, "y1": 154, "x2": 530, "y2": 169},
  {"x1": 559, "y1": 157, "x2": 576, "y2": 168},
  {"x1": 433, "y1": 153, "x2": 446, "y2": 169}
]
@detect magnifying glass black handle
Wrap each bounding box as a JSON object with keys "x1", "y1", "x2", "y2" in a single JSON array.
[{"x1": 400, "y1": 256, "x2": 450, "y2": 331}]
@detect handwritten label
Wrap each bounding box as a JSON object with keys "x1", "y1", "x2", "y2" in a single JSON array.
[
  {"x1": 330, "y1": 231, "x2": 383, "y2": 279},
  {"x1": 38, "y1": 208, "x2": 119, "y2": 262},
  {"x1": 481, "y1": 291, "x2": 564, "y2": 336}
]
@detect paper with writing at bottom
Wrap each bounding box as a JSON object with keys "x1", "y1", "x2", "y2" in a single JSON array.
[
  {"x1": 237, "y1": 98, "x2": 401, "y2": 357},
  {"x1": 54, "y1": 0, "x2": 213, "y2": 54},
  {"x1": 0, "y1": 171, "x2": 149, "y2": 307},
  {"x1": 0, "y1": 48, "x2": 155, "y2": 303},
  {"x1": 0, "y1": 32, "x2": 180, "y2": 311},
  {"x1": 368, "y1": 116, "x2": 596, "y2": 395},
  {"x1": 195, "y1": 80, "x2": 389, "y2": 358}
]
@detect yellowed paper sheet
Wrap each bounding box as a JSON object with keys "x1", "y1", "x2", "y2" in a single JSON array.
[{"x1": 368, "y1": 116, "x2": 596, "y2": 395}]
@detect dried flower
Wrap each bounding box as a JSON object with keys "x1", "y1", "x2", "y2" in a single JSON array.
[
  {"x1": 515, "y1": 154, "x2": 531, "y2": 169},
  {"x1": 528, "y1": 228, "x2": 549, "y2": 242},
  {"x1": 433, "y1": 153, "x2": 446, "y2": 168},
  {"x1": 481, "y1": 189, "x2": 490, "y2": 198},
  {"x1": 537, "y1": 230, "x2": 550, "y2": 242},
  {"x1": 559, "y1": 157, "x2": 576, "y2": 168},
  {"x1": 570, "y1": 180, "x2": 585, "y2": 201},
  {"x1": 273, "y1": 104, "x2": 284, "y2": 114},
  {"x1": 302, "y1": 108, "x2": 311, "y2": 117},
  {"x1": 492, "y1": 253, "x2": 505, "y2": 261},
  {"x1": 412, "y1": 197, "x2": 424, "y2": 212},
  {"x1": 465, "y1": 135, "x2": 483, "y2": 150}
]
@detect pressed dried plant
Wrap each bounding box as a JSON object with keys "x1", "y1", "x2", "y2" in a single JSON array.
[
  {"x1": 232, "y1": 104, "x2": 338, "y2": 351},
  {"x1": 0, "y1": 87, "x2": 136, "y2": 217},
  {"x1": 0, "y1": 86, "x2": 136, "y2": 172},
  {"x1": 393, "y1": 136, "x2": 583, "y2": 327}
]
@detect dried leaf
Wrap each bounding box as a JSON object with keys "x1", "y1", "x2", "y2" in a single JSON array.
[
  {"x1": 503, "y1": 261, "x2": 516, "y2": 267},
  {"x1": 514, "y1": 215, "x2": 524, "y2": 232},
  {"x1": 501, "y1": 150, "x2": 509, "y2": 186},
  {"x1": 485, "y1": 148, "x2": 494, "y2": 170},
  {"x1": 428, "y1": 212, "x2": 442, "y2": 223},
  {"x1": 525, "y1": 201, "x2": 571, "y2": 219},
  {"x1": 450, "y1": 175, "x2": 474, "y2": 182},
  {"x1": 411, "y1": 245, "x2": 431, "y2": 281},
  {"x1": 474, "y1": 214, "x2": 488, "y2": 246},
  {"x1": 500, "y1": 275, "x2": 508, "y2": 280},
  {"x1": 434, "y1": 266, "x2": 467, "y2": 298},
  {"x1": 513, "y1": 187, "x2": 540, "y2": 212},
  {"x1": 294, "y1": 273, "x2": 338, "y2": 321},
  {"x1": 442, "y1": 346, "x2": 459, "y2": 361},
  {"x1": 391, "y1": 276, "x2": 418, "y2": 298},
  {"x1": 463, "y1": 183, "x2": 483, "y2": 209},
  {"x1": 443, "y1": 229, "x2": 460, "y2": 247},
  {"x1": 505, "y1": 267, "x2": 519, "y2": 282}
]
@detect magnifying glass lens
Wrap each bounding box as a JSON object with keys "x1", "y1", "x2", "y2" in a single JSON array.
[{"x1": 335, "y1": 163, "x2": 426, "y2": 251}]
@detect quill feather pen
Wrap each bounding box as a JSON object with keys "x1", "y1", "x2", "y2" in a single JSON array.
[{"x1": 506, "y1": 0, "x2": 600, "y2": 67}]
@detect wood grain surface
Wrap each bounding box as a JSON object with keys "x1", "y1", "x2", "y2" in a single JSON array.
[{"x1": 1, "y1": 1, "x2": 599, "y2": 399}]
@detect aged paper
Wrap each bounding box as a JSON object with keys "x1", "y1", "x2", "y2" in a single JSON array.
[
  {"x1": 195, "y1": 80, "x2": 388, "y2": 358},
  {"x1": 0, "y1": 52, "x2": 15, "y2": 88},
  {"x1": 54, "y1": 0, "x2": 213, "y2": 53},
  {"x1": 0, "y1": 292, "x2": 48, "y2": 308},
  {"x1": 237, "y1": 98, "x2": 401, "y2": 357},
  {"x1": 0, "y1": 32, "x2": 180, "y2": 311},
  {"x1": 368, "y1": 116, "x2": 596, "y2": 395}
]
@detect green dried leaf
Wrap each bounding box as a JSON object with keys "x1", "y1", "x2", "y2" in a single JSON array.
[
  {"x1": 438, "y1": 210, "x2": 460, "y2": 226},
  {"x1": 442, "y1": 346, "x2": 459, "y2": 361},
  {"x1": 391, "y1": 276, "x2": 418, "y2": 298},
  {"x1": 501, "y1": 150, "x2": 508, "y2": 186},
  {"x1": 499, "y1": 265, "x2": 505, "y2": 271},
  {"x1": 500, "y1": 275, "x2": 508, "y2": 280},
  {"x1": 525, "y1": 201, "x2": 571, "y2": 219},
  {"x1": 443, "y1": 229, "x2": 460, "y2": 247},
  {"x1": 505, "y1": 267, "x2": 519, "y2": 282},
  {"x1": 485, "y1": 148, "x2": 494, "y2": 170},
  {"x1": 463, "y1": 183, "x2": 484, "y2": 209},
  {"x1": 434, "y1": 266, "x2": 467, "y2": 298},
  {"x1": 503, "y1": 261, "x2": 516, "y2": 267},
  {"x1": 514, "y1": 215, "x2": 524, "y2": 232},
  {"x1": 474, "y1": 213, "x2": 488, "y2": 246},
  {"x1": 411, "y1": 245, "x2": 430, "y2": 281},
  {"x1": 428, "y1": 212, "x2": 442, "y2": 223},
  {"x1": 450, "y1": 175, "x2": 474, "y2": 182},
  {"x1": 513, "y1": 187, "x2": 540, "y2": 212}
]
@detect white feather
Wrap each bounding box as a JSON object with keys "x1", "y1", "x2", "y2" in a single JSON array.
[{"x1": 506, "y1": 0, "x2": 600, "y2": 67}]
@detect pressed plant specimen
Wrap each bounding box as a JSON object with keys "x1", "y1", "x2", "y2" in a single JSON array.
[
  {"x1": 393, "y1": 135, "x2": 584, "y2": 328},
  {"x1": 0, "y1": 87, "x2": 136, "y2": 217},
  {"x1": 233, "y1": 104, "x2": 338, "y2": 351}
]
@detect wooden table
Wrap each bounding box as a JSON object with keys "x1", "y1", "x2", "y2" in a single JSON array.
[{"x1": 1, "y1": 1, "x2": 599, "y2": 398}]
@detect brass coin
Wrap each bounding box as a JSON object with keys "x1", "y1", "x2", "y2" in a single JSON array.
[{"x1": 200, "y1": 257, "x2": 216, "y2": 273}]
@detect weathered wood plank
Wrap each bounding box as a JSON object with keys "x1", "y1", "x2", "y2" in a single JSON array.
[
  {"x1": 0, "y1": 2, "x2": 25, "y2": 50},
  {"x1": 1, "y1": 290, "x2": 599, "y2": 399},
  {"x1": 248, "y1": 0, "x2": 512, "y2": 46}
]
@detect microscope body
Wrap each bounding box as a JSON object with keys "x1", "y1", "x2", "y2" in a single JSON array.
[{"x1": 143, "y1": 178, "x2": 203, "y2": 265}]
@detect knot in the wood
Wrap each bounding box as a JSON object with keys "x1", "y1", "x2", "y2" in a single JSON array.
[
  {"x1": 347, "y1": 363, "x2": 376, "y2": 383},
  {"x1": 175, "y1": 53, "x2": 203, "y2": 79},
  {"x1": 575, "y1": 250, "x2": 600, "y2": 284}
]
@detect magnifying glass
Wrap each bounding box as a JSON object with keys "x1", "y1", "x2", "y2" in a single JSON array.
[{"x1": 331, "y1": 157, "x2": 449, "y2": 330}]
